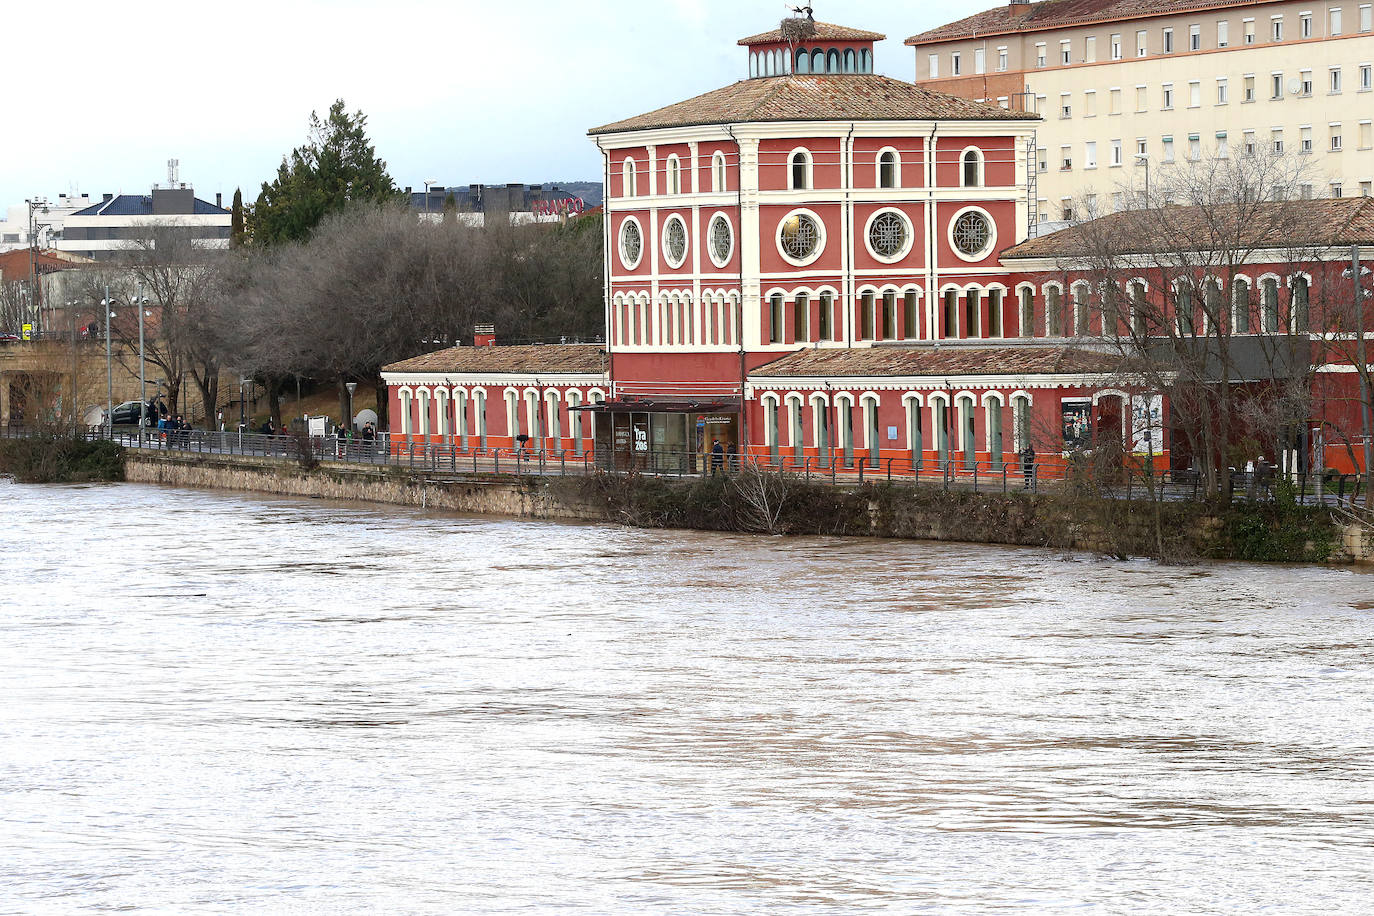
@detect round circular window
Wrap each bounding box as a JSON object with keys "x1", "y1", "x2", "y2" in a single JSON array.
[
  {"x1": 778, "y1": 210, "x2": 824, "y2": 265},
  {"x1": 708, "y1": 214, "x2": 733, "y2": 267},
  {"x1": 662, "y1": 215, "x2": 688, "y2": 268},
  {"x1": 950, "y1": 208, "x2": 995, "y2": 261},
  {"x1": 865, "y1": 209, "x2": 912, "y2": 262},
  {"x1": 619, "y1": 218, "x2": 643, "y2": 270}
]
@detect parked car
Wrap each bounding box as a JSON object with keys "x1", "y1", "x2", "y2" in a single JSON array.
[
  {"x1": 0, "y1": 332, "x2": 20, "y2": 342},
  {"x1": 108, "y1": 400, "x2": 161, "y2": 426}
]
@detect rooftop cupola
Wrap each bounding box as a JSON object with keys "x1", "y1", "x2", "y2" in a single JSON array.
[{"x1": 738, "y1": 13, "x2": 884, "y2": 79}]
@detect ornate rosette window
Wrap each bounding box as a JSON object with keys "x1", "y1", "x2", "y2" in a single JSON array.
[
  {"x1": 662, "y1": 215, "x2": 688, "y2": 268},
  {"x1": 708, "y1": 214, "x2": 733, "y2": 267},
  {"x1": 777, "y1": 210, "x2": 824, "y2": 266},
  {"x1": 619, "y1": 218, "x2": 643, "y2": 270},
  {"x1": 949, "y1": 207, "x2": 997, "y2": 262},
  {"x1": 865, "y1": 209, "x2": 912, "y2": 262}
]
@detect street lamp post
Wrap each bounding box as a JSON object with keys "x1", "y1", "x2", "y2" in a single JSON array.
[
  {"x1": 135, "y1": 285, "x2": 149, "y2": 446},
  {"x1": 345, "y1": 381, "x2": 357, "y2": 433},
  {"x1": 423, "y1": 179, "x2": 439, "y2": 216},
  {"x1": 102, "y1": 286, "x2": 113, "y2": 436}
]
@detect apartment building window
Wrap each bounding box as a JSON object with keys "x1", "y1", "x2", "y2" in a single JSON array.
[
  {"x1": 1361, "y1": 63, "x2": 1373, "y2": 89},
  {"x1": 1301, "y1": 12, "x2": 1313, "y2": 37},
  {"x1": 1136, "y1": 30, "x2": 1148, "y2": 56},
  {"x1": 1272, "y1": 72, "x2": 1284, "y2": 99},
  {"x1": 1244, "y1": 129, "x2": 1257, "y2": 155},
  {"x1": 975, "y1": 47, "x2": 986, "y2": 74},
  {"x1": 1085, "y1": 36, "x2": 1097, "y2": 62},
  {"x1": 1217, "y1": 78, "x2": 1229, "y2": 103},
  {"x1": 1110, "y1": 88, "x2": 1122, "y2": 113},
  {"x1": 1111, "y1": 139, "x2": 1123, "y2": 165},
  {"x1": 1112, "y1": 191, "x2": 1125, "y2": 211},
  {"x1": 1272, "y1": 15, "x2": 1284, "y2": 41},
  {"x1": 997, "y1": 96, "x2": 1009, "y2": 108},
  {"x1": 1301, "y1": 183, "x2": 1314, "y2": 199},
  {"x1": 1331, "y1": 7, "x2": 1343, "y2": 34},
  {"x1": 1136, "y1": 85, "x2": 1148, "y2": 110},
  {"x1": 1162, "y1": 136, "x2": 1175, "y2": 161},
  {"x1": 997, "y1": 47, "x2": 1008, "y2": 71},
  {"x1": 1061, "y1": 199, "x2": 1074, "y2": 221},
  {"x1": 1216, "y1": 131, "x2": 1230, "y2": 157},
  {"x1": 1037, "y1": 147, "x2": 1048, "y2": 171},
  {"x1": 1111, "y1": 33, "x2": 1123, "y2": 59},
  {"x1": 1362, "y1": 180, "x2": 1373, "y2": 196},
  {"x1": 928, "y1": 54, "x2": 939, "y2": 78},
  {"x1": 1189, "y1": 81, "x2": 1201, "y2": 107},
  {"x1": 1362, "y1": 4, "x2": 1373, "y2": 31},
  {"x1": 1085, "y1": 193, "x2": 1099, "y2": 217},
  {"x1": 1061, "y1": 92, "x2": 1072, "y2": 117},
  {"x1": 1137, "y1": 138, "x2": 1148, "y2": 156},
  {"x1": 1331, "y1": 67, "x2": 1343, "y2": 92},
  {"x1": 1331, "y1": 123, "x2": 1343, "y2": 150},
  {"x1": 1218, "y1": 20, "x2": 1230, "y2": 46},
  {"x1": 1163, "y1": 83, "x2": 1175, "y2": 109},
  {"x1": 1244, "y1": 74, "x2": 1256, "y2": 101},
  {"x1": 1190, "y1": 24, "x2": 1201, "y2": 49},
  {"x1": 1273, "y1": 128, "x2": 1285, "y2": 152},
  {"x1": 1244, "y1": 18, "x2": 1256, "y2": 43},
  {"x1": 1085, "y1": 141, "x2": 1098, "y2": 168},
  {"x1": 1036, "y1": 94, "x2": 1048, "y2": 112},
  {"x1": 1061, "y1": 39, "x2": 1072, "y2": 64},
  {"x1": 1301, "y1": 70, "x2": 1314, "y2": 95},
  {"x1": 1361, "y1": 120, "x2": 1373, "y2": 148},
  {"x1": 1301, "y1": 125, "x2": 1314, "y2": 152},
  {"x1": 1036, "y1": 43, "x2": 1047, "y2": 67},
  {"x1": 1061, "y1": 145, "x2": 1073, "y2": 169},
  {"x1": 1333, "y1": 182, "x2": 1344, "y2": 197},
  {"x1": 1163, "y1": 27, "x2": 1174, "y2": 52},
  {"x1": 952, "y1": 52, "x2": 962, "y2": 75},
  {"x1": 1084, "y1": 90, "x2": 1097, "y2": 116},
  {"x1": 1189, "y1": 134, "x2": 1202, "y2": 159}
]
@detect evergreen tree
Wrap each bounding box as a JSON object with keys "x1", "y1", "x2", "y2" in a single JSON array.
[
  {"x1": 442, "y1": 191, "x2": 457, "y2": 223},
  {"x1": 230, "y1": 188, "x2": 246, "y2": 247},
  {"x1": 250, "y1": 100, "x2": 398, "y2": 246}
]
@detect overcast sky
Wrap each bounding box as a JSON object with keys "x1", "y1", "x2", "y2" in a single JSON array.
[{"x1": 3, "y1": 0, "x2": 990, "y2": 209}]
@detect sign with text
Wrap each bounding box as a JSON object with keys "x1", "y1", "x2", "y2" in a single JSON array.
[{"x1": 531, "y1": 197, "x2": 586, "y2": 218}]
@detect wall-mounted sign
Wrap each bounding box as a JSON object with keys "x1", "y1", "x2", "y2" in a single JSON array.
[
  {"x1": 532, "y1": 197, "x2": 586, "y2": 218},
  {"x1": 21, "y1": 323, "x2": 32, "y2": 341}
]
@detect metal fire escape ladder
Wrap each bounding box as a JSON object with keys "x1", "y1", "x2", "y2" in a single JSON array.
[{"x1": 1026, "y1": 129, "x2": 1039, "y2": 239}]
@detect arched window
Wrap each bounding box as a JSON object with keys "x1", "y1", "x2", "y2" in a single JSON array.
[
  {"x1": 1262, "y1": 278, "x2": 1280, "y2": 333},
  {"x1": 780, "y1": 49, "x2": 790, "y2": 74},
  {"x1": 796, "y1": 48, "x2": 810, "y2": 73},
  {"x1": 790, "y1": 150, "x2": 811, "y2": 190},
  {"x1": 769, "y1": 293, "x2": 785, "y2": 343},
  {"x1": 860, "y1": 49, "x2": 872, "y2": 72},
  {"x1": 844, "y1": 49, "x2": 856, "y2": 72},
  {"x1": 712, "y1": 151, "x2": 727, "y2": 192},
  {"x1": 1012, "y1": 395, "x2": 1032, "y2": 452},
  {"x1": 749, "y1": 52, "x2": 757, "y2": 78},
  {"x1": 906, "y1": 397, "x2": 923, "y2": 470},
  {"x1": 1233, "y1": 278, "x2": 1251, "y2": 334},
  {"x1": 1018, "y1": 287, "x2": 1034, "y2": 337},
  {"x1": 622, "y1": 159, "x2": 636, "y2": 197},
  {"x1": 878, "y1": 150, "x2": 898, "y2": 189},
  {"x1": 1046, "y1": 286, "x2": 1063, "y2": 336},
  {"x1": 827, "y1": 49, "x2": 841, "y2": 72},
  {"x1": 1131, "y1": 281, "x2": 1149, "y2": 336},
  {"x1": 812, "y1": 49, "x2": 825, "y2": 72},
  {"x1": 1073, "y1": 283, "x2": 1090, "y2": 336},
  {"x1": 862, "y1": 395, "x2": 880, "y2": 468},
  {"x1": 1290, "y1": 276, "x2": 1309, "y2": 332},
  {"x1": 988, "y1": 288, "x2": 1003, "y2": 338},
  {"x1": 962, "y1": 149, "x2": 983, "y2": 187},
  {"x1": 943, "y1": 289, "x2": 959, "y2": 338},
  {"x1": 666, "y1": 155, "x2": 680, "y2": 194},
  {"x1": 818, "y1": 291, "x2": 834, "y2": 340},
  {"x1": 417, "y1": 389, "x2": 431, "y2": 436},
  {"x1": 904, "y1": 291, "x2": 919, "y2": 340},
  {"x1": 788, "y1": 397, "x2": 804, "y2": 463},
  {"x1": 399, "y1": 390, "x2": 413, "y2": 436}
]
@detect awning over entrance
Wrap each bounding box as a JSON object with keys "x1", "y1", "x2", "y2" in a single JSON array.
[{"x1": 571, "y1": 397, "x2": 743, "y2": 414}]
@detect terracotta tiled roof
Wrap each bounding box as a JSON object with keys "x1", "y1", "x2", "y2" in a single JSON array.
[
  {"x1": 382, "y1": 344, "x2": 607, "y2": 375},
  {"x1": 739, "y1": 21, "x2": 886, "y2": 45},
  {"x1": 1002, "y1": 198, "x2": 1374, "y2": 260},
  {"x1": 750, "y1": 345, "x2": 1114, "y2": 378},
  {"x1": 907, "y1": 0, "x2": 1267, "y2": 45},
  {"x1": 589, "y1": 74, "x2": 1037, "y2": 135}
]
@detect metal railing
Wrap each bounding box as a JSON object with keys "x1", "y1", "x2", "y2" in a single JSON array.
[{"x1": 2, "y1": 424, "x2": 1364, "y2": 506}]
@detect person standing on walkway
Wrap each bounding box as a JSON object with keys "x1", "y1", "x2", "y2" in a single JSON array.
[
  {"x1": 710, "y1": 439, "x2": 724, "y2": 477},
  {"x1": 1020, "y1": 443, "x2": 1036, "y2": 489}
]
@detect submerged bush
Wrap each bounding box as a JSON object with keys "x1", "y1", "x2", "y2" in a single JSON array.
[{"x1": 0, "y1": 436, "x2": 125, "y2": 483}]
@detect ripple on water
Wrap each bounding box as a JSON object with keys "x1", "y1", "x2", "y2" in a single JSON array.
[{"x1": 0, "y1": 481, "x2": 1372, "y2": 914}]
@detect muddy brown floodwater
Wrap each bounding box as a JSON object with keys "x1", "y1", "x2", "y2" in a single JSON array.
[{"x1": 2, "y1": 481, "x2": 1372, "y2": 913}]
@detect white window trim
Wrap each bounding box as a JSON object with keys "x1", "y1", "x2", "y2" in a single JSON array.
[
  {"x1": 660, "y1": 213, "x2": 689, "y2": 269},
  {"x1": 618, "y1": 215, "x2": 644, "y2": 270},
  {"x1": 775, "y1": 207, "x2": 827, "y2": 268},
  {"x1": 947, "y1": 206, "x2": 998, "y2": 263},
  {"x1": 863, "y1": 207, "x2": 916, "y2": 264},
  {"x1": 706, "y1": 211, "x2": 734, "y2": 269}
]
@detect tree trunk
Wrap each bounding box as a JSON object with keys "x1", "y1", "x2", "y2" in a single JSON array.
[
  {"x1": 337, "y1": 375, "x2": 351, "y2": 432},
  {"x1": 374, "y1": 379, "x2": 389, "y2": 431}
]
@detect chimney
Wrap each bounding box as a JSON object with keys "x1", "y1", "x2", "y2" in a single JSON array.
[
  {"x1": 1008, "y1": 0, "x2": 1032, "y2": 15},
  {"x1": 215, "y1": 192, "x2": 222, "y2": 208},
  {"x1": 102, "y1": 193, "x2": 113, "y2": 202},
  {"x1": 474, "y1": 324, "x2": 496, "y2": 347}
]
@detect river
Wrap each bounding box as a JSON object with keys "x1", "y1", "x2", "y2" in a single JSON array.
[{"x1": 1, "y1": 481, "x2": 1371, "y2": 913}]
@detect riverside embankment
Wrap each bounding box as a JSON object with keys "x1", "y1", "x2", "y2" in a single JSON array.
[{"x1": 122, "y1": 450, "x2": 1372, "y2": 564}]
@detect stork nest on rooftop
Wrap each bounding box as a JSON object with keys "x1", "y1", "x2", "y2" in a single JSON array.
[{"x1": 780, "y1": 17, "x2": 816, "y2": 43}]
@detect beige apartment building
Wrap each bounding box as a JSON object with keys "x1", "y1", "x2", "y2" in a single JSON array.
[{"x1": 907, "y1": 0, "x2": 1374, "y2": 230}]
